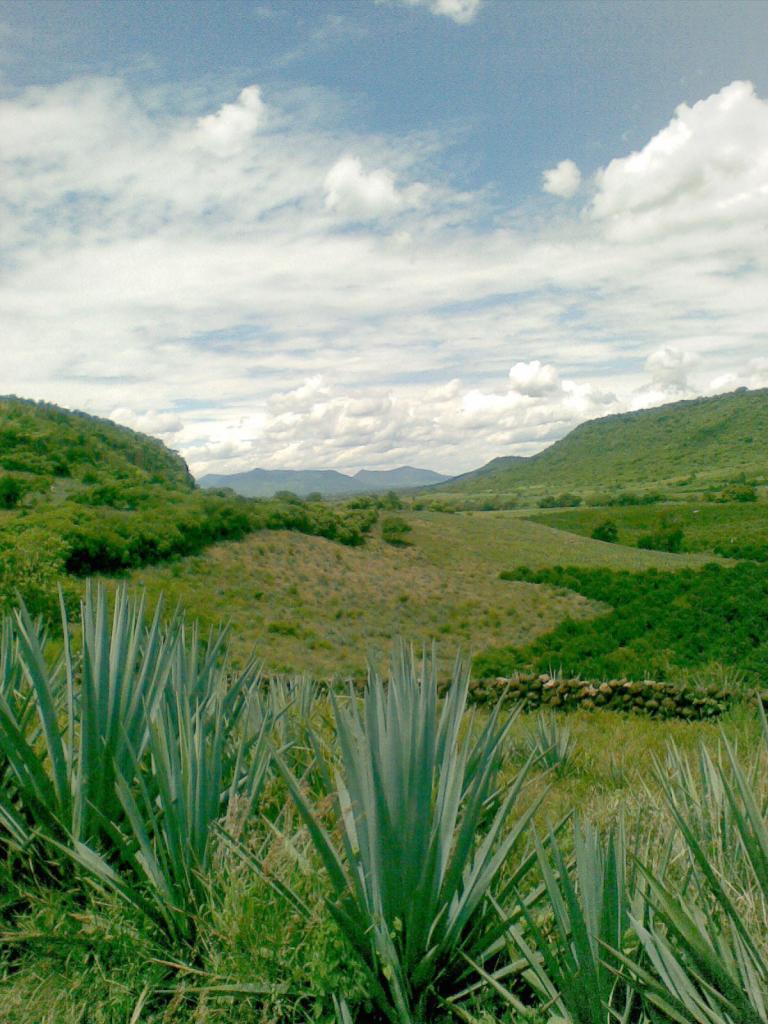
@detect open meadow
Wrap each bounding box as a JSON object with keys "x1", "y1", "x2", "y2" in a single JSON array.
[{"x1": 121, "y1": 510, "x2": 717, "y2": 677}]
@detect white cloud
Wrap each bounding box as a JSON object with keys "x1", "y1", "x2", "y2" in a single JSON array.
[
  {"x1": 430, "y1": 0, "x2": 482, "y2": 23},
  {"x1": 324, "y1": 155, "x2": 417, "y2": 219},
  {"x1": 109, "y1": 408, "x2": 184, "y2": 439},
  {"x1": 508, "y1": 360, "x2": 563, "y2": 397},
  {"x1": 397, "y1": 0, "x2": 482, "y2": 24},
  {"x1": 542, "y1": 159, "x2": 581, "y2": 198},
  {"x1": 195, "y1": 85, "x2": 265, "y2": 155},
  {"x1": 1, "y1": 76, "x2": 767, "y2": 476},
  {"x1": 645, "y1": 346, "x2": 695, "y2": 390},
  {"x1": 591, "y1": 80, "x2": 768, "y2": 240}
]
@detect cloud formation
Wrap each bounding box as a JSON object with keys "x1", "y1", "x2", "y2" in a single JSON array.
[
  {"x1": 399, "y1": 0, "x2": 482, "y2": 24},
  {"x1": 1, "y1": 75, "x2": 767, "y2": 476},
  {"x1": 591, "y1": 80, "x2": 768, "y2": 240},
  {"x1": 324, "y1": 156, "x2": 415, "y2": 219},
  {"x1": 542, "y1": 159, "x2": 581, "y2": 198},
  {"x1": 195, "y1": 85, "x2": 265, "y2": 155}
]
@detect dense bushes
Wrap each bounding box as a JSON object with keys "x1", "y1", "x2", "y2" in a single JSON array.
[
  {"x1": 0, "y1": 490, "x2": 378, "y2": 614},
  {"x1": 0, "y1": 475, "x2": 25, "y2": 509},
  {"x1": 591, "y1": 519, "x2": 618, "y2": 543},
  {"x1": 13, "y1": 495, "x2": 376, "y2": 577},
  {"x1": 637, "y1": 525, "x2": 684, "y2": 552},
  {"x1": 484, "y1": 562, "x2": 768, "y2": 681},
  {"x1": 381, "y1": 515, "x2": 412, "y2": 545},
  {"x1": 538, "y1": 491, "x2": 582, "y2": 508},
  {"x1": 0, "y1": 395, "x2": 193, "y2": 488}
]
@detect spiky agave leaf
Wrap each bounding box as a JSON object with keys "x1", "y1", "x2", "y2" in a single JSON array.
[
  {"x1": 623, "y1": 709, "x2": 768, "y2": 1024},
  {"x1": 274, "y1": 644, "x2": 542, "y2": 1024},
  {"x1": 506, "y1": 816, "x2": 650, "y2": 1024}
]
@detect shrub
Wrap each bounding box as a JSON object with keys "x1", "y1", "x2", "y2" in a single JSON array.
[
  {"x1": 0, "y1": 475, "x2": 24, "y2": 509},
  {"x1": 538, "y1": 492, "x2": 582, "y2": 508},
  {"x1": 491, "y1": 562, "x2": 768, "y2": 683},
  {"x1": 381, "y1": 516, "x2": 412, "y2": 546},
  {"x1": 637, "y1": 526, "x2": 684, "y2": 552},
  {"x1": 591, "y1": 519, "x2": 618, "y2": 543}
]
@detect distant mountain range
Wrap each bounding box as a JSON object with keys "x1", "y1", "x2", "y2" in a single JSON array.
[{"x1": 197, "y1": 465, "x2": 450, "y2": 498}]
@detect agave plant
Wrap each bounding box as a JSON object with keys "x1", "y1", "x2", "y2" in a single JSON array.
[
  {"x1": 526, "y1": 712, "x2": 575, "y2": 775},
  {"x1": 0, "y1": 582, "x2": 272, "y2": 945},
  {"x1": 619, "y1": 706, "x2": 768, "y2": 1024},
  {"x1": 70, "y1": 682, "x2": 272, "y2": 945},
  {"x1": 0, "y1": 584, "x2": 178, "y2": 852},
  {"x1": 493, "y1": 816, "x2": 651, "y2": 1024},
  {"x1": 274, "y1": 646, "x2": 543, "y2": 1024}
]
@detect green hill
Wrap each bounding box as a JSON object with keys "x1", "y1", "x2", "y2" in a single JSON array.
[
  {"x1": 0, "y1": 395, "x2": 193, "y2": 491},
  {"x1": 0, "y1": 398, "x2": 378, "y2": 620},
  {"x1": 442, "y1": 388, "x2": 768, "y2": 495}
]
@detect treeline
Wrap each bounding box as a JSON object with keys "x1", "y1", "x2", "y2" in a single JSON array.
[{"x1": 474, "y1": 562, "x2": 768, "y2": 681}]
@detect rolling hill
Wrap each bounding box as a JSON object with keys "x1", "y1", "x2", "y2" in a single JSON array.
[
  {"x1": 0, "y1": 395, "x2": 193, "y2": 490},
  {"x1": 441, "y1": 387, "x2": 768, "y2": 494},
  {"x1": 0, "y1": 398, "x2": 378, "y2": 618},
  {"x1": 198, "y1": 464, "x2": 449, "y2": 497}
]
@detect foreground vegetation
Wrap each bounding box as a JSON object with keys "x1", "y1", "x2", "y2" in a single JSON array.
[{"x1": 0, "y1": 585, "x2": 767, "y2": 1024}]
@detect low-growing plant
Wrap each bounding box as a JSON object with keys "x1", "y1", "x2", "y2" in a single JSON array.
[
  {"x1": 620, "y1": 706, "x2": 768, "y2": 1024},
  {"x1": 273, "y1": 646, "x2": 544, "y2": 1023},
  {"x1": 526, "y1": 712, "x2": 575, "y2": 774},
  {"x1": 493, "y1": 817, "x2": 651, "y2": 1024}
]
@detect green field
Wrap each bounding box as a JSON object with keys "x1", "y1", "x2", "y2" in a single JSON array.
[
  {"x1": 528, "y1": 497, "x2": 768, "y2": 556},
  {"x1": 122, "y1": 510, "x2": 717, "y2": 677}
]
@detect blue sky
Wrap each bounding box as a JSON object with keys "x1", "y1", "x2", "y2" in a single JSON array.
[{"x1": 2, "y1": 0, "x2": 767, "y2": 475}]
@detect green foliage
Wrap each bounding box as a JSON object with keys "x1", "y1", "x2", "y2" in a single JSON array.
[
  {"x1": 591, "y1": 520, "x2": 618, "y2": 543},
  {"x1": 0, "y1": 584, "x2": 271, "y2": 946},
  {"x1": 273, "y1": 647, "x2": 543, "y2": 1023},
  {"x1": 444, "y1": 387, "x2": 768, "y2": 495},
  {"x1": 0, "y1": 475, "x2": 25, "y2": 509},
  {"x1": 525, "y1": 712, "x2": 575, "y2": 773},
  {"x1": 620, "y1": 711, "x2": 768, "y2": 1024},
  {"x1": 499, "y1": 818, "x2": 649, "y2": 1024},
  {"x1": 381, "y1": 515, "x2": 413, "y2": 546},
  {"x1": 538, "y1": 492, "x2": 582, "y2": 508},
  {"x1": 637, "y1": 526, "x2": 684, "y2": 553},
  {"x1": 720, "y1": 481, "x2": 761, "y2": 501},
  {"x1": 529, "y1": 499, "x2": 768, "y2": 562},
  {"x1": 489, "y1": 562, "x2": 768, "y2": 681},
  {"x1": 0, "y1": 395, "x2": 193, "y2": 488}
]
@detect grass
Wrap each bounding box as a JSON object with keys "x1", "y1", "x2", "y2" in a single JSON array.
[
  {"x1": 120, "y1": 511, "x2": 715, "y2": 677},
  {"x1": 527, "y1": 498, "x2": 768, "y2": 555}
]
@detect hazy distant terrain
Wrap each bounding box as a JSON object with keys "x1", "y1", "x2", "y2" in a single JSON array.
[{"x1": 198, "y1": 464, "x2": 450, "y2": 497}]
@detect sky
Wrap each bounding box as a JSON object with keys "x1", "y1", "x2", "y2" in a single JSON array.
[{"x1": 1, "y1": 0, "x2": 768, "y2": 478}]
